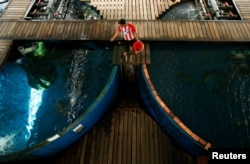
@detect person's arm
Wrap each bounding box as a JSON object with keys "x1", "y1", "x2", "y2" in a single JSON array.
[
  {"x1": 110, "y1": 30, "x2": 120, "y2": 41},
  {"x1": 130, "y1": 23, "x2": 140, "y2": 41},
  {"x1": 133, "y1": 32, "x2": 140, "y2": 41}
]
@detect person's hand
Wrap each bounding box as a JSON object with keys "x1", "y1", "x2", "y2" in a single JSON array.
[{"x1": 110, "y1": 37, "x2": 115, "y2": 41}]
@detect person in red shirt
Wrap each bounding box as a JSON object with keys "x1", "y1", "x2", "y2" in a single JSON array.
[{"x1": 110, "y1": 19, "x2": 140, "y2": 56}]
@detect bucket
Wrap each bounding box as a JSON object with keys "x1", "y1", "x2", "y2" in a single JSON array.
[{"x1": 133, "y1": 41, "x2": 144, "y2": 52}]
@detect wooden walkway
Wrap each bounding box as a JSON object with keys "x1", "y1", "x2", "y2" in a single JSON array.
[
  {"x1": 89, "y1": 0, "x2": 174, "y2": 20},
  {"x1": 0, "y1": 20, "x2": 250, "y2": 41},
  {"x1": 235, "y1": 0, "x2": 250, "y2": 20},
  {"x1": 0, "y1": 40, "x2": 12, "y2": 69},
  {"x1": 112, "y1": 43, "x2": 151, "y2": 65},
  {"x1": 0, "y1": 0, "x2": 31, "y2": 20}
]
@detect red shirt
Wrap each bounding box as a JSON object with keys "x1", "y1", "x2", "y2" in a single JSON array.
[{"x1": 118, "y1": 23, "x2": 136, "y2": 41}]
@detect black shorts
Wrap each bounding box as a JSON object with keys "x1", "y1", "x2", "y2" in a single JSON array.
[{"x1": 123, "y1": 39, "x2": 136, "y2": 52}]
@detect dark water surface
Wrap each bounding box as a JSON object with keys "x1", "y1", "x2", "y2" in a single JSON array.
[{"x1": 148, "y1": 41, "x2": 250, "y2": 148}]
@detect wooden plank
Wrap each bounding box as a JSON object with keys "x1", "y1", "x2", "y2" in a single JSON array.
[
  {"x1": 102, "y1": 20, "x2": 109, "y2": 40},
  {"x1": 28, "y1": 22, "x2": 39, "y2": 38},
  {"x1": 90, "y1": 20, "x2": 97, "y2": 39},
  {"x1": 154, "y1": 21, "x2": 160, "y2": 39},
  {"x1": 164, "y1": 124, "x2": 172, "y2": 163},
  {"x1": 58, "y1": 21, "x2": 66, "y2": 39},
  {"x1": 47, "y1": 22, "x2": 55, "y2": 37},
  {"x1": 139, "y1": 0, "x2": 144, "y2": 20},
  {"x1": 117, "y1": 108, "x2": 124, "y2": 164},
  {"x1": 145, "y1": 43, "x2": 150, "y2": 64},
  {"x1": 65, "y1": 21, "x2": 72, "y2": 39},
  {"x1": 140, "y1": 106, "x2": 146, "y2": 164},
  {"x1": 223, "y1": 21, "x2": 233, "y2": 40},
  {"x1": 190, "y1": 21, "x2": 196, "y2": 39},
  {"x1": 142, "y1": 0, "x2": 147, "y2": 20},
  {"x1": 140, "y1": 45, "x2": 146, "y2": 64},
  {"x1": 144, "y1": 110, "x2": 150, "y2": 164},
  {"x1": 232, "y1": 22, "x2": 242, "y2": 40},
  {"x1": 119, "y1": 45, "x2": 124, "y2": 65},
  {"x1": 79, "y1": 133, "x2": 88, "y2": 164},
  {"x1": 0, "y1": 22, "x2": 10, "y2": 38},
  {"x1": 106, "y1": 111, "x2": 115, "y2": 164},
  {"x1": 152, "y1": 121, "x2": 160, "y2": 164},
  {"x1": 226, "y1": 22, "x2": 238, "y2": 40},
  {"x1": 204, "y1": 21, "x2": 213, "y2": 40},
  {"x1": 88, "y1": 127, "x2": 98, "y2": 164},
  {"x1": 161, "y1": 21, "x2": 168, "y2": 39},
  {"x1": 136, "y1": 52, "x2": 141, "y2": 64},
  {"x1": 80, "y1": 21, "x2": 86, "y2": 39},
  {"x1": 172, "y1": 21, "x2": 179, "y2": 39},
  {"x1": 111, "y1": 109, "x2": 119, "y2": 164},
  {"x1": 211, "y1": 21, "x2": 220, "y2": 40},
  {"x1": 165, "y1": 22, "x2": 172, "y2": 40},
  {"x1": 39, "y1": 22, "x2": 48, "y2": 39},
  {"x1": 184, "y1": 22, "x2": 191, "y2": 40},
  {"x1": 131, "y1": 108, "x2": 137, "y2": 164},
  {"x1": 22, "y1": 21, "x2": 32, "y2": 38},
  {"x1": 158, "y1": 21, "x2": 164, "y2": 39},
  {"x1": 88, "y1": 20, "x2": 94, "y2": 39},
  {"x1": 148, "y1": 21, "x2": 154, "y2": 39},
  {"x1": 112, "y1": 45, "x2": 118, "y2": 65},
  {"x1": 70, "y1": 21, "x2": 78, "y2": 39},
  {"x1": 83, "y1": 21, "x2": 91, "y2": 39},
  {"x1": 181, "y1": 21, "x2": 188, "y2": 40},
  {"x1": 136, "y1": 108, "x2": 141, "y2": 164},
  {"x1": 192, "y1": 21, "x2": 200, "y2": 40},
  {"x1": 20, "y1": 21, "x2": 30, "y2": 38},
  {"x1": 94, "y1": 121, "x2": 103, "y2": 164},
  {"x1": 149, "y1": 115, "x2": 155, "y2": 164},
  {"x1": 138, "y1": 21, "x2": 145, "y2": 39},
  {"x1": 154, "y1": 0, "x2": 159, "y2": 18},
  {"x1": 132, "y1": 0, "x2": 135, "y2": 20},
  {"x1": 122, "y1": 109, "x2": 129, "y2": 164},
  {"x1": 95, "y1": 20, "x2": 101, "y2": 39},
  {"x1": 13, "y1": 22, "x2": 22, "y2": 38},
  {"x1": 157, "y1": 122, "x2": 164, "y2": 164},
  {"x1": 216, "y1": 22, "x2": 226, "y2": 40},
  {"x1": 242, "y1": 22, "x2": 250, "y2": 39},
  {"x1": 177, "y1": 22, "x2": 184, "y2": 39},
  {"x1": 150, "y1": 0, "x2": 155, "y2": 20}
]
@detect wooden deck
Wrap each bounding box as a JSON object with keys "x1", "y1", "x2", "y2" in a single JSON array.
[
  {"x1": 0, "y1": 0, "x2": 31, "y2": 20},
  {"x1": 112, "y1": 43, "x2": 151, "y2": 65},
  {"x1": 234, "y1": 0, "x2": 250, "y2": 20},
  {"x1": 0, "y1": 20, "x2": 249, "y2": 41},
  {"x1": 89, "y1": 0, "x2": 174, "y2": 20},
  {"x1": 0, "y1": 40, "x2": 12, "y2": 69}
]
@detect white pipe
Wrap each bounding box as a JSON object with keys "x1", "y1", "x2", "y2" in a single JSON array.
[{"x1": 209, "y1": 0, "x2": 221, "y2": 18}]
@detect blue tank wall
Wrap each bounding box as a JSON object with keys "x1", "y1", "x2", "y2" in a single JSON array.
[
  {"x1": 30, "y1": 66, "x2": 120, "y2": 157},
  {"x1": 0, "y1": 66, "x2": 120, "y2": 162},
  {"x1": 137, "y1": 65, "x2": 208, "y2": 156}
]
